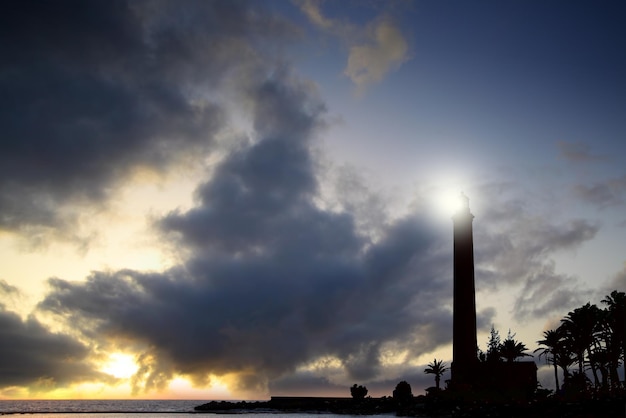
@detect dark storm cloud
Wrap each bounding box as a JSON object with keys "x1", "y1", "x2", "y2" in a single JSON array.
[
  {"x1": 39, "y1": 69, "x2": 454, "y2": 394},
  {"x1": 330, "y1": 165, "x2": 389, "y2": 237},
  {"x1": 0, "y1": 0, "x2": 294, "y2": 233},
  {"x1": 0, "y1": 306, "x2": 107, "y2": 388},
  {"x1": 269, "y1": 372, "x2": 346, "y2": 397},
  {"x1": 39, "y1": 223, "x2": 451, "y2": 393}
]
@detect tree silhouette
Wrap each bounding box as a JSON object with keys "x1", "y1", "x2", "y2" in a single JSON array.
[
  {"x1": 350, "y1": 384, "x2": 368, "y2": 400},
  {"x1": 561, "y1": 303, "x2": 602, "y2": 386},
  {"x1": 601, "y1": 290, "x2": 626, "y2": 388},
  {"x1": 392, "y1": 380, "x2": 412, "y2": 403},
  {"x1": 532, "y1": 291, "x2": 626, "y2": 395},
  {"x1": 499, "y1": 334, "x2": 533, "y2": 363},
  {"x1": 424, "y1": 358, "x2": 448, "y2": 390},
  {"x1": 553, "y1": 335, "x2": 575, "y2": 384},
  {"x1": 485, "y1": 325, "x2": 502, "y2": 362},
  {"x1": 535, "y1": 328, "x2": 565, "y2": 391}
]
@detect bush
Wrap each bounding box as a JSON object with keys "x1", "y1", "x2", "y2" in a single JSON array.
[
  {"x1": 350, "y1": 384, "x2": 368, "y2": 399},
  {"x1": 393, "y1": 380, "x2": 413, "y2": 403}
]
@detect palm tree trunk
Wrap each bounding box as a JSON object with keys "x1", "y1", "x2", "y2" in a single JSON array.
[
  {"x1": 553, "y1": 358, "x2": 560, "y2": 391},
  {"x1": 609, "y1": 356, "x2": 620, "y2": 389},
  {"x1": 586, "y1": 348, "x2": 601, "y2": 388},
  {"x1": 578, "y1": 351, "x2": 584, "y2": 376},
  {"x1": 560, "y1": 364, "x2": 570, "y2": 385}
]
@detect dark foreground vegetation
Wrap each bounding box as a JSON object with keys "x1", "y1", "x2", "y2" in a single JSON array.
[
  {"x1": 194, "y1": 392, "x2": 625, "y2": 417},
  {"x1": 196, "y1": 291, "x2": 626, "y2": 416}
]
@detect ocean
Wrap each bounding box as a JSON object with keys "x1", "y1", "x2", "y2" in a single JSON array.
[
  {"x1": 0, "y1": 400, "x2": 378, "y2": 417},
  {"x1": 0, "y1": 399, "x2": 199, "y2": 416}
]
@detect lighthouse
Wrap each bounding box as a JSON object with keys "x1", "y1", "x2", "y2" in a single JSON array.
[{"x1": 451, "y1": 193, "x2": 478, "y2": 385}]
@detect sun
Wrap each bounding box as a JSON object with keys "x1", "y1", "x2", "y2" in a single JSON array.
[{"x1": 101, "y1": 353, "x2": 139, "y2": 379}]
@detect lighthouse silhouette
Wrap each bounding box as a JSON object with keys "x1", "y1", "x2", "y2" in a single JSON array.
[{"x1": 451, "y1": 193, "x2": 478, "y2": 385}]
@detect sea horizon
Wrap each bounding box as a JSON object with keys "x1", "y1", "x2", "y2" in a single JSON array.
[
  {"x1": 0, "y1": 399, "x2": 210, "y2": 415},
  {"x1": 0, "y1": 399, "x2": 389, "y2": 418}
]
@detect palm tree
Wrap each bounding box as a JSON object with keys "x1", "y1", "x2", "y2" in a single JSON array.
[
  {"x1": 561, "y1": 303, "x2": 602, "y2": 387},
  {"x1": 535, "y1": 328, "x2": 565, "y2": 391},
  {"x1": 499, "y1": 334, "x2": 532, "y2": 363},
  {"x1": 554, "y1": 336, "x2": 575, "y2": 384},
  {"x1": 588, "y1": 347, "x2": 610, "y2": 389},
  {"x1": 601, "y1": 291, "x2": 626, "y2": 388},
  {"x1": 424, "y1": 359, "x2": 448, "y2": 390}
]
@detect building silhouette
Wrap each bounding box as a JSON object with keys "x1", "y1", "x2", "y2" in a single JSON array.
[{"x1": 451, "y1": 193, "x2": 478, "y2": 385}]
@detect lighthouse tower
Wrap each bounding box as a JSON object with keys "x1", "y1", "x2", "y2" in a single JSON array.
[{"x1": 451, "y1": 193, "x2": 478, "y2": 385}]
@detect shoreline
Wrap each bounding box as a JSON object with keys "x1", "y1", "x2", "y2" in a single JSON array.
[{"x1": 194, "y1": 395, "x2": 626, "y2": 417}]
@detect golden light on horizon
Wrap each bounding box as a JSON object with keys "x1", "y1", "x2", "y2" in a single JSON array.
[
  {"x1": 167, "y1": 376, "x2": 233, "y2": 400},
  {"x1": 2, "y1": 374, "x2": 236, "y2": 401}
]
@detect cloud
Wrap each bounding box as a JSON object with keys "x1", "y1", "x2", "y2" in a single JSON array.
[
  {"x1": 472, "y1": 184, "x2": 599, "y2": 320},
  {"x1": 344, "y1": 19, "x2": 409, "y2": 93},
  {"x1": 299, "y1": 0, "x2": 335, "y2": 30},
  {"x1": 0, "y1": 0, "x2": 435, "y2": 395},
  {"x1": 513, "y1": 262, "x2": 589, "y2": 321},
  {"x1": 574, "y1": 175, "x2": 626, "y2": 209},
  {"x1": 322, "y1": 164, "x2": 390, "y2": 240},
  {"x1": 0, "y1": 0, "x2": 295, "y2": 238},
  {"x1": 298, "y1": 1, "x2": 409, "y2": 93},
  {"x1": 39, "y1": 220, "x2": 451, "y2": 395},
  {"x1": 475, "y1": 189, "x2": 598, "y2": 288},
  {"x1": 37, "y1": 65, "x2": 453, "y2": 396},
  {"x1": 269, "y1": 371, "x2": 345, "y2": 397},
  {"x1": 602, "y1": 263, "x2": 626, "y2": 297},
  {"x1": 0, "y1": 279, "x2": 23, "y2": 313},
  {"x1": 0, "y1": 279, "x2": 20, "y2": 298},
  {"x1": 557, "y1": 141, "x2": 605, "y2": 163},
  {"x1": 0, "y1": 306, "x2": 107, "y2": 389}
]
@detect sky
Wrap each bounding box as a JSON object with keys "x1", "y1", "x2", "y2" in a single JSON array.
[{"x1": 0, "y1": 0, "x2": 625, "y2": 400}]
